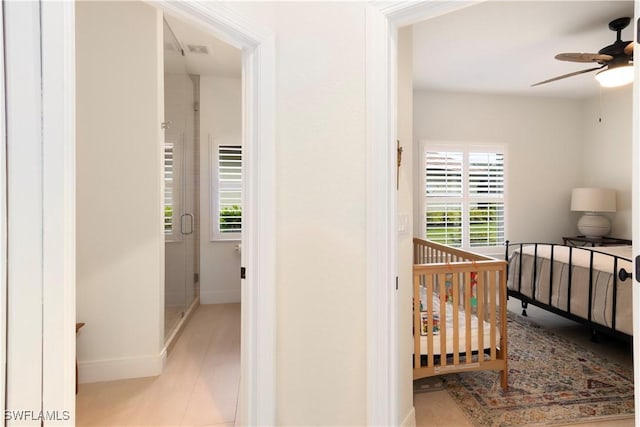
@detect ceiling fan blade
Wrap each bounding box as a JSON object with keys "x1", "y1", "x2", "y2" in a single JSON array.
[
  {"x1": 555, "y1": 53, "x2": 613, "y2": 63},
  {"x1": 624, "y1": 41, "x2": 634, "y2": 56},
  {"x1": 531, "y1": 65, "x2": 606, "y2": 87}
]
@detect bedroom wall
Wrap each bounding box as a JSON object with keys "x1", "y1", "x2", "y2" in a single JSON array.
[
  {"x1": 199, "y1": 76, "x2": 242, "y2": 304},
  {"x1": 76, "y1": 1, "x2": 164, "y2": 382},
  {"x1": 413, "y1": 91, "x2": 585, "y2": 247},
  {"x1": 581, "y1": 85, "x2": 633, "y2": 239},
  {"x1": 397, "y1": 26, "x2": 414, "y2": 426}
]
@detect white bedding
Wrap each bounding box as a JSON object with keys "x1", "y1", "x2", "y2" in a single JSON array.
[
  {"x1": 516, "y1": 244, "x2": 632, "y2": 274},
  {"x1": 508, "y1": 244, "x2": 633, "y2": 336},
  {"x1": 419, "y1": 288, "x2": 499, "y2": 355}
]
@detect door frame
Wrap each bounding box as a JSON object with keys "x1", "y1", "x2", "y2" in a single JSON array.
[
  {"x1": 365, "y1": 1, "x2": 484, "y2": 425},
  {"x1": 37, "y1": 1, "x2": 276, "y2": 425},
  {"x1": 632, "y1": 3, "x2": 639, "y2": 425}
]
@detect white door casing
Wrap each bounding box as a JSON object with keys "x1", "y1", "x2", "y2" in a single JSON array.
[
  {"x1": 129, "y1": 2, "x2": 278, "y2": 425},
  {"x1": 9, "y1": 0, "x2": 275, "y2": 425},
  {"x1": 3, "y1": 1, "x2": 77, "y2": 423},
  {"x1": 0, "y1": 0, "x2": 7, "y2": 420},
  {"x1": 632, "y1": 4, "x2": 639, "y2": 426},
  {"x1": 365, "y1": 2, "x2": 484, "y2": 425}
]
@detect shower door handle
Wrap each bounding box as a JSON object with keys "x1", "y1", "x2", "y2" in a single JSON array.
[{"x1": 181, "y1": 213, "x2": 194, "y2": 235}]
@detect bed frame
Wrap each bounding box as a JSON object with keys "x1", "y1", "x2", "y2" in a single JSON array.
[
  {"x1": 505, "y1": 241, "x2": 633, "y2": 342},
  {"x1": 413, "y1": 238, "x2": 508, "y2": 390}
]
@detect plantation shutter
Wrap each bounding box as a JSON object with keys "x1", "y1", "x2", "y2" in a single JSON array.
[
  {"x1": 425, "y1": 151, "x2": 463, "y2": 197},
  {"x1": 469, "y1": 152, "x2": 504, "y2": 196},
  {"x1": 468, "y1": 152, "x2": 505, "y2": 247},
  {"x1": 425, "y1": 151, "x2": 464, "y2": 247},
  {"x1": 218, "y1": 145, "x2": 242, "y2": 234},
  {"x1": 424, "y1": 147, "x2": 505, "y2": 249},
  {"x1": 163, "y1": 142, "x2": 175, "y2": 234}
]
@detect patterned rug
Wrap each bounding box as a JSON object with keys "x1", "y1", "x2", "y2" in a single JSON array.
[{"x1": 415, "y1": 313, "x2": 634, "y2": 426}]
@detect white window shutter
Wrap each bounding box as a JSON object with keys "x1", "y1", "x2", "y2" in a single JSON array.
[
  {"x1": 425, "y1": 147, "x2": 505, "y2": 249},
  {"x1": 163, "y1": 142, "x2": 175, "y2": 235},
  {"x1": 218, "y1": 145, "x2": 242, "y2": 235}
]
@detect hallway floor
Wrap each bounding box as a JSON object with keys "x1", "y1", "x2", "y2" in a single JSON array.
[
  {"x1": 414, "y1": 298, "x2": 635, "y2": 427},
  {"x1": 76, "y1": 300, "x2": 634, "y2": 426},
  {"x1": 76, "y1": 303, "x2": 240, "y2": 427}
]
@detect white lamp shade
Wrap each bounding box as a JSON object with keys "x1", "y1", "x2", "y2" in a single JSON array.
[
  {"x1": 595, "y1": 65, "x2": 634, "y2": 88},
  {"x1": 570, "y1": 188, "x2": 616, "y2": 212}
]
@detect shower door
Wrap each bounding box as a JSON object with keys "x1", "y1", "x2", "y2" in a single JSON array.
[{"x1": 163, "y1": 18, "x2": 199, "y2": 341}]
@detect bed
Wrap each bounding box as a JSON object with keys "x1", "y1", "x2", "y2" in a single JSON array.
[
  {"x1": 413, "y1": 238, "x2": 508, "y2": 389},
  {"x1": 505, "y1": 241, "x2": 633, "y2": 340}
]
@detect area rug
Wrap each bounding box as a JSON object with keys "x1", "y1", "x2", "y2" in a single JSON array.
[{"x1": 420, "y1": 313, "x2": 635, "y2": 427}]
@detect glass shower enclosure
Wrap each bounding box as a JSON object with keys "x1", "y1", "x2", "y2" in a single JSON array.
[{"x1": 163, "y1": 18, "x2": 199, "y2": 341}]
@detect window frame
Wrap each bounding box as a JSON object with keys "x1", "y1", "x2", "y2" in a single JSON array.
[
  {"x1": 164, "y1": 136, "x2": 183, "y2": 242},
  {"x1": 421, "y1": 141, "x2": 507, "y2": 254},
  {"x1": 210, "y1": 137, "x2": 242, "y2": 241}
]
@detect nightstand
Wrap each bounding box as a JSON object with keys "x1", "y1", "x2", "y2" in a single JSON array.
[{"x1": 562, "y1": 236, "x2": 632, "y2": 247}]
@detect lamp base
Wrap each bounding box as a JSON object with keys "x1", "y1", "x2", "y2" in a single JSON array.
[{"x1": 577, "y1": 213, "x2": 610, "y2": 238}]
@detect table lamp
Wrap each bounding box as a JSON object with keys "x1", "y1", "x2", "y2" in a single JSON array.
[{"x1": 570, "y1": 187, "x2": 616, "y2": 238}]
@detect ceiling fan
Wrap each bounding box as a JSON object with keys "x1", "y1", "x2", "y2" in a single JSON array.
[{"x1": 532, "y1": 17, "x2": 634, "y2": 88}]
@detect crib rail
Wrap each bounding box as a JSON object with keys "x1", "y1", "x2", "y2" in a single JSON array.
[
  {"x1": 413, "y1": 238, "x2": 508, "y2": 389},
  {"x1": 414, "y1": 238, "x2": 490, "y2": 264}
]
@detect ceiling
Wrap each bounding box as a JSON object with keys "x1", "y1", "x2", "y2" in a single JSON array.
[
  {"x1": 163, "y1": 13, "x2": 241, "y2": 77},
  {"x1": 413, "y1": 1, "x2": 635, "y2": 99}
]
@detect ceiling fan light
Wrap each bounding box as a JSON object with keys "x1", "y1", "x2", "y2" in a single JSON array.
[{"x1": 595, "y1": 65, "x2": 634, "y2": 88}]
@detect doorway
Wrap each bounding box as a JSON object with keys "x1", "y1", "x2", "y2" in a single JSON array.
[
  {"x1": 0, "y1": 0, "x2": 276, "y2": 423},
  {"x1": 366, "y1": 1, "x2": 639, "y2": 425},
  {"x1": 74, "y1": 2, "x2": 248, "y2": 424}
]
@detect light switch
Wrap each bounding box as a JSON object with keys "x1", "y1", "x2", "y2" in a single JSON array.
[{"x1": 398, "y1": 213, "x2": 409, "y2": 234}]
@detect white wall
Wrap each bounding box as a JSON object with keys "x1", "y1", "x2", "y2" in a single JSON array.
[
  {"x1": 397, "y1": 26, "x2": 415, "y2": 426},
  {"x1": 218, "y1": 2, "x2": 368, "y2": 424},
  {"x1": 581, "y1": 85, "x2": 633, "y2": 238},
  {"x1": 76, "y1": 1, "x2": 164, "y2": 382},
  {"x1": 199, "y1": 76, "x2": 242, "y2": 304},
  {"x1": 414, "y1": 91, "x2": 585, "y2": 246}
]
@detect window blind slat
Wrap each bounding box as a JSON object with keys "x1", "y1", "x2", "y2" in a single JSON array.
[{"x1": 218, "y1": 145, "x2": 242, "y2": 234}]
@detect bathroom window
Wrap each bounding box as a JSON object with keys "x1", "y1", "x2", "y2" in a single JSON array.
[
  {"x1": 211, "y1": 141, "x2": 242, "y2": 240},
  {"x1": 163, "y1": 139, "x2": 181, "y2": 241}
]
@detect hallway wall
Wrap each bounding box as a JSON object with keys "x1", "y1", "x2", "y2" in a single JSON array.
[
  {"x1": 199, "y1": 76, "x2": 242, "y2": 304},
  {"x1": 76, "y1": 1, "x2": 164, "y2": 382}
]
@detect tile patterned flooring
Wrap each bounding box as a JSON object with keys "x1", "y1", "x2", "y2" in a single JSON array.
[
  {"x1": 77, "y1": 300, "x2": 634, "y2": 427},
  {"x1": 76, "y1": 303, "x2": 240, "y2": 427}
]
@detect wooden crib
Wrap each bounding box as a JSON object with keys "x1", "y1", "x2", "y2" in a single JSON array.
[{"x1": 413, "y1": 238, "x2": 508, "y2": 389}]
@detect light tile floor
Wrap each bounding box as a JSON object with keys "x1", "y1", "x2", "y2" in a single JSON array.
[
  {"x1": 77, "y1": 300, "x2": 634, "y2": 427},
  {"x1": 76, "y1": 303, "x2": 240, "y2": 427},
  {"x1": 414, "y1": 298, "x2": 635, "y2": 427}
]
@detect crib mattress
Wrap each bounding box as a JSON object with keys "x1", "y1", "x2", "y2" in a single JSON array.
[{"x1": 419, "y1": 290, "x2": 500, "y2": 356}]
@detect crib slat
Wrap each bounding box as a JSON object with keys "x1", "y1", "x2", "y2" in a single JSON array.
[
  {"x1": 465, "y1": 272, "x2": 472, "y2": 363},
  {"x1": 414, "y1": 273, "x2": 421, "y2": 363},
  {"x1": 489, "y1": 271, "x2": 497, "y2": 360},
  {"x1": 452, "y1": 272, "x2": 460, "y2": 365},
  {"x1": 426, "y1": 273, "x2": 434, "y2": 369},
  {"x1": 477, "y1": 270, "x2": 485, "y2": 361},
  {"x1": 439, "y1": 273, "x2": 447, "y2": 365}
]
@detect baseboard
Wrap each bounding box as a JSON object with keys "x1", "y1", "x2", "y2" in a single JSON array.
[
  {"x1": 400, "y1": 407, "x2": 416, "y2": 427},
  {"x1": 164, "y1": 296, "x2": 199, "y2": 356},
  {"x1": 200, "y1": 288, "x2": 240, "y2": 304},
  {"x1": 78, "y1": 352, "x2": 165, "y2": 384}
]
